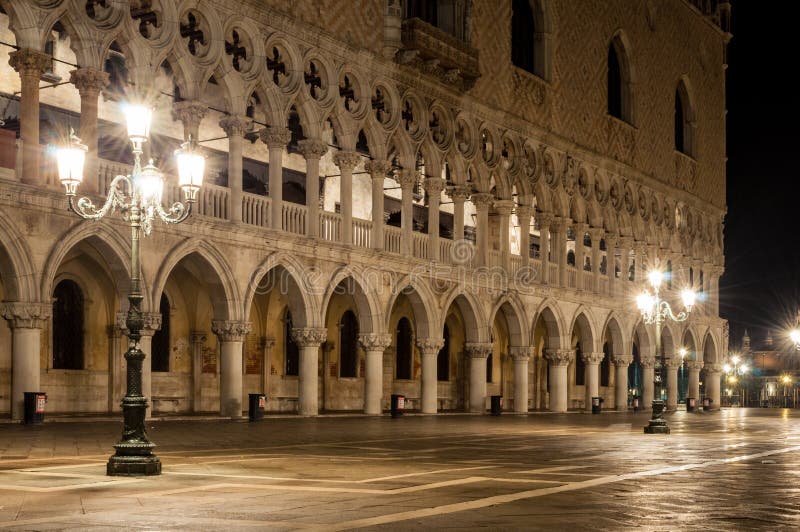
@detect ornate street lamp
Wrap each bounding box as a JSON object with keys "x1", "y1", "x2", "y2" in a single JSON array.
[
  {"x1": 56, "y1": 103, "x2": 204, "y2": 476},
  {"x1": 723, "y1": 354, "x2": 749, "y2": 406},
  {"x1": 636, "y1": 266, "x2": 696, "y2": 434}
]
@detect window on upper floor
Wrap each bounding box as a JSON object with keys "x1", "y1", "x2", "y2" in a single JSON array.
[
  {"x1": 675, "y1": 80, "x2": 695, "y2": 157},
  {"x1": 405, "y1": 0, "x2": 468, "y2": 42},
  {"x1": 511, "y1": 0, "x2": 535, "y2": 74},
  {"x1": 607, "y1": 35, "x2": 634, "y2": 124}
]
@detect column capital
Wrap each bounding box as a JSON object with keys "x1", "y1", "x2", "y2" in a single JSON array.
[
  {"x1": 686, "y1": 360, "x2": 704, "y2": 371},
  {"x1": 447, "y1": 184, "x2": 472, "y2": 202},
  {"x1": 297, "y1": 138, "x2": 328, "y2": 160},
  {"x1": 259, "y1": 126, "x2": 292, "y2": 148},
  {"x1": 664, "y1": 357, "x2": 684, "y2": 369},
  {"x1": 364, "y1": 159, "x2": 392, "y2": 178},
  {"x1": 510, "y1": 346, "x2": 531, "y2": 361},
  {"x1": 190, "y1": 330, "x2": 208, "y2": 344},
  {"x1": 704, "y1": 363, "x2": 723, "y2": 374},
  {"x1": 536, "y1": 212, "x2": 554, "y2": 228},
  {"x1": 470, "y1": 192, "x2": 494, "y2": 209},
  {"x1": 359, "y1": 333, "x2": 392, "y2": 351},
  {"x1": 422, "y1": 177, "x2": 446, "y2": 195},
  {"x1": 573, "y1": 222, "x2": 588, "y2": 234},
  {"x1": 219, "y1": 115, "x2": 252, "y2": 138},
  {"x1": 588, "y1": 227, "x2": 605, "y2": 241},
  {"x1": 0, "y1": 302, "x2": 51, "y2": 329},
  {"x1": 604, "y1": 233, "x2": 620, "y2": 248},
  {"x1": 291, "y1": 327, "x2": 327, "y2": 347},
  {"x1": 612, "y1": 354, "x2": 633, "y2": 367},
  {"x1": 9, "y1": 48, "x2": 51, "y2": 77},
  {"x1": 212, "y1": 320, "x2": 252, "y2": 342},
  {"x1": 417, "y1": 337, "x2": 444, "y2": 354},
  {"x1": 262, "y1": 335, "x2": 276, "y2": 349},
  {"x1": 69, "y1": 67, "x2": 109, "y2": 96},
  {"x1": 551, "y1": 216, "x2": 570, "y2": 232},
  {"x1": 516, "y1": 205, "x2": 534, "y2": 220},
  {"x1": 171, "y1": 100, "x2": 208, "y2": 130},
  {"x1": 396, "y1": 168, "x2": 418, "y2": 190},
  {"x1": 465, "y1": 342, "x2": 493, "y2": 359},
  {"x1": 581, "y1": 351, "x2": 605, "y2": 365},
  {"x1": 544, "y1": 348, "x2": 574, "y2": 366},
  {"x1": 617, "y1": 236, "x2": 634, "y2": 249},
  {"x1": 493, "y1": 199, "x2": 515, "y2": 216},
  {"x1": 640, "y1": 357, "x2": 657, "y2": 369},
  {"x1": 333, "y1": 150, "x2": 361, "y2": 171}
]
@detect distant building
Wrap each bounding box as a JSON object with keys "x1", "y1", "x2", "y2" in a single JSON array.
[{"x1": 737, "y1": 330, "x2": 799, "y2": 407}]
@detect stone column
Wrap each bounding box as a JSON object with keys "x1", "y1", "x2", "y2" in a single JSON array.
[
  {"x1": 291, "y1": 327, "x2": 327, "y2": 416},
  {"x1": 219, "y1": 115, "x2": 251, "y2": 224},
  {"x1": 172, "y1": 100, "x2": 208, "y2": 142},
  {"x1": 632, "y1": 242, "x2": 646, "y2": 283},
  {"x1": 687, "y1": 359, "x2": 703, "y2": 404},
  {"x1": 618, "y1": 237, "x2": 633, "y2": 287},
  {"x1": 465, "y1": 343, "x2": 492, "y2": 413},
  {"x1": 641, "y1": 357, "x2": 656, "y2": 410},
  {"x1": 365, "y1": 160, "x2": 391, "y2": 250},
  {"x1": 573, "y1": 223, "x2": 587, "y2": 289},
  {"x1": 190, "y1": 331, "x2": 207, "y2": 413},
  {"x1": 1, "y1": 303, "x2": 50, "y2": 420},
  {"x1": 538, "y1": 212, "x2": 553, "y2": 283},
  {"x1": 612, "y1": 354, "x2": 633, "y2": 410},
  {"x1": 296, "y1": 139, "x2": 327, "y2": 238},
  {"x1": 9, "y1": 49, "x2": 51, "y2": 186},
  {"x1": 418, "y1": 338, "x2": 444, "y2": 413},
  {"x1": 705, "y1": 363, "x2": 722, "y2": 410},
  {"x1": 359, "y1": 333, "x2": 392, "y2": 414},
  {"x1": 589, "y1": 228, "x2": 603, "y2": 292},
  {"x1": 261, "y1": 336, "x2": 275, "y2": 397},
  {"x1": 606, "y1": 234, "x2": 618, "y2": 296},
  {"x1": 471, "y1": 193, "x2": 493, "y2": 267},
  {"x1": 553, "y1": 217, "x2": 568, "y2": 287},
  {"x1": 423, "y1": 177, "x2": 446, "y2": 261},
  {"x1": 665, "y1": 357, "x2": 681, "y2": 411},
  {"x1": 516, "y1": 205, "x2": 533, "y2": 263},
  {"x1": 397, "y1": 169, "x2": 418, "y2": 256},
  {"x1": 70, "y1": 68, "x2": 109, "y2": 194},
  {"x1": 495, "y1": 200, "x2": 514, "y2": 272},
  {"x1": 333, "y1": 151, "x2": 360, "y2": 245},
  {"x1": 582, "y1": 351, "x2": 604, "y2": 412},
  {"x1": 212, "y1": 320, "x2": 251, "y2": 418},
  {"x1": 544, "y1": 349, "x2": 573, "y2": 412},
  {"x1": 511, "y1": 347, "x2": 530, "y2": 413},
  {"x1": 259, "y1": 126, "x2": 292, "y2": 230},
  {"x1": 448, "y1": 185, "x2": 471, "y2": 242}
]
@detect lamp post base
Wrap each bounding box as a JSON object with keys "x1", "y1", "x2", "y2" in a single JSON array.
[
  {"x1": 107, "y1": 454, "x2": 162, "y2": 476},
  {"x1": 643, "y1": 400, "x2": 670, "y2": 434}
]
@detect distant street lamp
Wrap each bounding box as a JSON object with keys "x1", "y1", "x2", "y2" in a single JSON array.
[
  {"x1": 723, "y1": 354, "x2": 749, "y2": 406},
  {"x1": 636, "y1": 267, "x2": 696, "y2": 434},
  {"x1": 789, "y1": 313, "x2": 800, "y2": 350},
  {"x1": 780, "y1": 374, "x2": 794, "y2": 407},
  {"x1": 56, "y1": 104, "x2": 204, "y2": 476}
]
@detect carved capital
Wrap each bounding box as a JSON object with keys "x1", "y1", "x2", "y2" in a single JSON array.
[
  {"x1": 640, "y1": 357, "x2": 657, "y2": 369},
  {"x1": 359, "y1": 333, "x2": 392, "y2": 351},
  {"x1": 364, "y1": 159, "x2": 392, "y2": 178},
  {"x1": 612, "y1": 354, "x2": 633, "y2": 367},
  {"x1": 190, "y1": 330, "x2": 208, "y2": 344},
  {"x1": 417, "y1": 337, "x2": 445, "y2": 355},
  {"x1": 219, "y1": 115, "x2": 252, "y2": 138},
  {"x1": 582, "y1": 351, "x2": 605, "y2": 365},
  {"x1": 396, "y1": 168, "x2": 418, "y2": 189},
  {"x1": 171, "y1": 100, "x2": 208, "y2": 129},
  {"x1": 588, "y1": 227, "x2": 605, "y2": 242},
  {"x1": 291, "y1": 327, "x2": 327, "y2": 348},
  {"x1": 333, "y1": 150, "x2": 361, "y2": 171},
  {"x1": 9, "y1": 49, "x2": 51, "y2": 78},
  {"x1": 510, "y1": 346, "x2": 531, "y2": 361},
  {"x1": 544, "y1": 349, "x2": 574, "y2": 367},
  {"x1": 686, "y1": 360, "x2": 704, "y2": 371},
  {"x1": 262, "y1": 336, "x2": 276, "y2": 349},
  {"x1": 259, "y1": 126, "x2": 292, "y2": 148},
  {"x1": 470, "y1": 192, "x2": 494, "y2": 209},
  {"x1": 0, "y1": 302, "x2": 51, "y2": 329},
  {"x1": 664, "y1": 357, "x2": 684, "y2": 369},
  {"x1": 465, "y1": 342, "x2": 493, "y2": 359},
  {"x1": 297, "y1": 138, "x2": 328, "y2": 160},
  {"x1": 70, "y1": 68, "x2": 109, "y2": 96},
  {"x1": 212, "y1": 320, "x2": 252, "y2": 342},
  {"x1": 536, "y1": 212, "x2": 554, "y2": 229},
  {"x1": 704, "y1": 363, "x2": 723, "y2": 374},
  {"x1": 422, "y1": 177, "x2": 446, "y2": 195},
  {"x1": 447, "y1": 184, "x2": 472, "y2": 202},
  {"x1": 493, "y1": 199, "x2": 515, "y2": 216},
  {"x1": 516, "y1": 205, "x2": 534, "y2": 220}
]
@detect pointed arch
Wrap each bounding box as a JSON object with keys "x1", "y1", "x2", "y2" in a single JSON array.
[
  {"x1": 570, "y1": 306, "x2": 598, "y2": 353},
  {"x1": 385, "y1": 279, "x2": 436, "y2": 339},
  {"x1": 675, "y1": 75, "x2": 697, "y2": 157},
  {"x1": 440, "y1": 289, "x2": 487, "y2": 343},
  {"x1": 683, "y1": 325, "x2": 701, "y2": 361},
  {"x1": 608, "y1": 30, "x2": 636, "y2": 124},
  {"x1": 489, "y1": 293, "x2": 529, "y2": 347},
  {"x1": 633, "y1": 319, "x2": 654, "y2": 359},
  {"x1": 702, "y1": 330, "x2": 719, "y2": 364},
  {"x1": 0, "y1": 209, "x2": 36, "y2": 302},
  {"x1": 532, "y1": 298, "x2": 565, "y2": 350},
  {"x1": 321, "y1": 265, "x2": 382, "y2": 335},
  {"x1": 602, "y1": 311, "x2": 628, "y2": 355}
]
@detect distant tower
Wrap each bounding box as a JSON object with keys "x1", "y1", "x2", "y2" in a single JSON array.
[
  {"x1": 742, "y1": 329, "x2": 751, "y2": 353},
  {"x1": 765, "y1": 329, "x2": 774, "y2": 348}
]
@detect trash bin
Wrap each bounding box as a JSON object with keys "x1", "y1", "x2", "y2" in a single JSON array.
[
  {"x1": 702, "y1": 397, "x2": 712, "y2": 411},
  {"x1": 490, "y1": 395, "x2": 503, "y2": 416},
  {"x1": 23, "y1": 392, "x2": 46, "y2": 425},
  {"x1": 390, "y1": 394, "x2": 405, "y2": 418},
  {"x1": 686, "y1": 397, "x2": 696, "y2": 412},
  {"x1": 248, "y1": 393, "x2": 265, "y2": 421},
  {"x1": 591, "y1": 396, "x2": 602, "y2": 414},
  {"x1": 632, "y1": 397, "x2": 640, "y2": 411}
]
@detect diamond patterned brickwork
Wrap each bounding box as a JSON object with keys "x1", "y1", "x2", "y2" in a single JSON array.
[{"x1": 469, "y1": 0, "x2": 727, "y2": 209}]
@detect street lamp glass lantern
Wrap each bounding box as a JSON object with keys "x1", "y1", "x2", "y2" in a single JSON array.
[
  {"x1": 648, "y1": 270, "x2": 663, "y2": 290},
  {"x1": 56, "y1": 131, "x2": 87, "y2": 195},
  {"x1": 125, "y1": 104, "x2": 152, "y2": 142},
  {"x1": 681, "y1": 289, "x2": 696, "y2": 310},
  {"x1": 175, "y1": 141, "x2": 204, "y2": 202},
  {"x1": 636, "y1": 293, "x2": 655, "y2": 313},
  {"x1": 789, "y1": 329, "x2": 800, "y2": 346},
  {"x1": 136, "y1": 159, "x2": 164, "y2": 202},
  {"x1": 723, "y1": 363, "x2": 732, "y2": 374}
]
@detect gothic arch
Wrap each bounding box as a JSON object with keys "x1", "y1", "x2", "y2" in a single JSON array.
[
  {"x1": 385, "y1": 279, "x2": 436, "y2": 339},
  {"x1": 440, "y1": 290, "x2": 487, "y2": 343},
  {"x1": 489, "y1": 293, "x2": 529, "y2": 347},
  {"x1": 633, "y1": 319, "x2": 654, "y2": 359},
  {"x1": 602, "y1": 312, "x2": 628, "y2": 355},
  {"x1": 532, "y1": 299, "x2": 565, "y2": 350},
  {"x1": 570, "y1": 307, "x2": 598, "y2": 352},
  {"x1": 0, "y1": 209, "x2": 36, "y2": 302},
  {"x1": 321, "y1": 266, "x2": 382, "y2": 335},
  {"x1": 608, "y1": 29, "x2": 636, "y2": 124},
  {"x1": 702, "y1": 330, "x2": 718, "y2": 364}
]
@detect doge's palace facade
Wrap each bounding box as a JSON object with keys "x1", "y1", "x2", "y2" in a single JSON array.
[{"x1": 0, "y1": 0, "x2": 729, "y2": 420}]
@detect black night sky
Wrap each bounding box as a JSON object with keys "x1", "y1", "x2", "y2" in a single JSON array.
[{"x1": 721, "y1": 1, "x2": 800, "y2": 350}]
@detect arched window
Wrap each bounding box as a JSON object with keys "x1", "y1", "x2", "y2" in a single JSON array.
[
  {"x1": 151, "y1": 293, "x2": 170, "y2": 372},
  {"x1": 486, "y1": 349, "x2": 493, "y2": 383},
  {"x1": 689, "y1": 267, "x2": 695, "y2": 287},
  {"x1": 675, "y1": 89, "x2": 685, "y2": 153},
  {"x1": 396, "y1": 317, "x2": 412, "y2": 380},
  {"x1": 607, "y1": 36, "x2": 633, "y2": 123},
  {"x1": 575, "y1": 342, "x2": 585, "y2": 386},
  {"x1": 567, "y1": 250, "x2": 576, "y2": 266},
  {"x1": 339, "y1": 310, "x2": 359, "y2": 378},
  {"x1": 699, "y1": 270, "x2": 705, "y2": 295},
  {"x1": 666, "y1": 260, "x2": 673, "y2": 290},
  {"x1": 285, "y1": 309, "x2": 299, "y2": 376},
  {"x1": 601, "y1": 342, "x2": 611, "y2": 387},
  {"x1": 511, "y1": 0, "x2": 535, "y2": 74},
  {"x1": 607, "y1": 44, "x2": 623, "y2": 119},
  {"x1": 438, "y1": 325, "x2": 450, "y2": 381},
  {"x1": 52, "y1": 280, "x2": 84, "y2": 370},
  {"x1": 674, "y1": 80, "x2": 695, "y2": 156}
]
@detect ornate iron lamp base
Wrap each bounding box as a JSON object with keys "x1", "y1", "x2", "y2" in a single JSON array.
[
  {"x1": 107, "y1": 453, "x2": 162, "y2": 476},
  {"x1": 643, "y1": 400, "x2": 670, "y2": 434}
]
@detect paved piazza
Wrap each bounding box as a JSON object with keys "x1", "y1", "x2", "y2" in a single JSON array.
[{"x1": 0, "y1": 410, "x2": 798, "y2": 530}]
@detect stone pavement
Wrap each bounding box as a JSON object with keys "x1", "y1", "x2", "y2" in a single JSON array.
[{"x1": 0, "y1": 409, "x2": 798, "y2": 530}]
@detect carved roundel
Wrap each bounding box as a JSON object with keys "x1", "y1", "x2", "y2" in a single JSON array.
[
  {"x1": 85, "y1": 0, "x2": 126, "y2": 28},
  {"x1": 578, "y1": 167, "x2": 592, "y2": 200},
  {"x1": 685, "y1": 210, "x2": 695, "y2": 236},
  {"x1": 594, "y1": 172, "x2": 607, "y2": 205},
  {"x1": 624, "y1": 183, "x2": 636, "y2": 215},
  {"x1": 338, "y1": 68, "x2": 369, "y2": 120},
  {"x1": 542, "y1": 148, "x2": 557, "y2": 188},
  {"x1": 224, "y1": 25, "x2": 257, "y2": 77},
  {"x1": 651, "y1": 195, "x2": 662, "y2": 225},
  {"x1": 609, "y1": 179, "x2": 622, "y2": 210},
  {"x1": 480, "y1": 127, "x2": 498, "y2": 166},
  {"x1": 304, "y1": 56, "x2": 334, "y2": 106},
  {"x1": 428, "y1": 103, "x2": 454, "y2": 152},
  {"x1": 33, "y1": 0, "x2": 64, "y2": 7},
  {"x1": 455, "y1": 115, "x2": 477, "y2": 159},
  {"x1": 522, "y1": 142, "x2": 539, "y2": 181},
  {"x1": 371, "y1": 81, "x2": 400, "y2": 131},
  {"x1": 179, "y1": 9, "x2": 218, "y2": 64},
  {"x1": 133, "y1": 0, "x2": 174, "y2": 46},
  {"x1": 500, "y1": 134, "x2": 519, "y2": 174},
  {"x1": 637, "y1": 189, "x2": 649, "y2": 220},
  {"x1": 663, "y1": 201, "x2": 673, "y2": 229},
  {"x1": 401, "y1": 92, "x2": 427, "y2": 141},
  {"x1": 264, "y1": 36, "x2": 301, "y2": 94}
]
